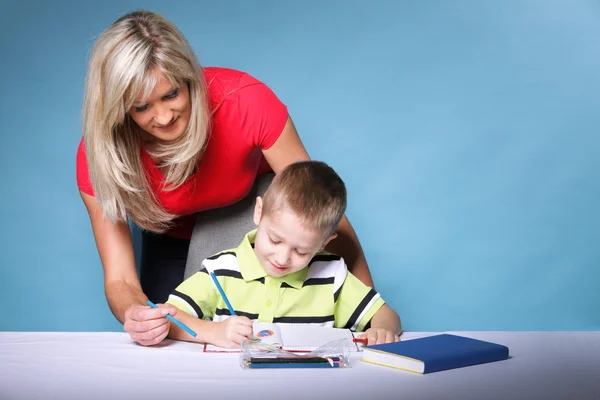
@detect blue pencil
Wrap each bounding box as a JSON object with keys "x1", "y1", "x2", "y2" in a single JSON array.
[
  {"x1": 146, "y1": 300, "x2": 197, "y2": 337},
  {"x1": 209, "y1": 272, "x2": 237, "y2": 316}
]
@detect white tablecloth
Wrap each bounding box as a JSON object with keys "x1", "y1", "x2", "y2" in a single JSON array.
[{"x1": 1, "y1": 331, "x2": 599, "y2": 400}]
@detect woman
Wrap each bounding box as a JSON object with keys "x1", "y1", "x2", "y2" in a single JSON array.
[{"x1": 77, "y1": 10, "x2": 375, "y2": 346}]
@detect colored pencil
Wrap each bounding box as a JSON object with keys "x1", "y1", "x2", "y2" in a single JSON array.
[
  {"x1": 248, "y1": 362, "x2": 340, "y2": 369},
  {"x1": 210, "y1": 272, "x2": 237, "y2": 316}
]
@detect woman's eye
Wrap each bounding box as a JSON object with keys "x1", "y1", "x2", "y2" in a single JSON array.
[
  {"x1": 165, "y1": 89, "x2": 179, "y2": 99},
  {"x1": 134, "y1": 104, "x2": 149, "y2": 113}
]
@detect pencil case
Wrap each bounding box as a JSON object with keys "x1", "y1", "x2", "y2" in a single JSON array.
[{"x1": 239, "y1": 338, "x2": 352, "y2": 369}]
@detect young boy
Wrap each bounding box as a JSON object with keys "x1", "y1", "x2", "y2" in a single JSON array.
[{"x1": 165, "y1": 161, "x2": 402, "y2": 348}]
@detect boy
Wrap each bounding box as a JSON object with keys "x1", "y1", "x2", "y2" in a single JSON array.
[{"x1": 165, "y1": 161, "x2": 402, "y2": 348}]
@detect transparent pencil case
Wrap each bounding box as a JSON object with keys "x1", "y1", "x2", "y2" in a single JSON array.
[{"x1": 239, "y1": 338, "x2": 352, "y2": 369}]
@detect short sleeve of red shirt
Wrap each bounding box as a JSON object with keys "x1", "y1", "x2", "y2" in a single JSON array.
[
  {"x1": 76, "y1": 139, "x2": 95, "y2": 196},
  {"x1": 233, "y1": 72, "x2": 288, "y2": 150}
]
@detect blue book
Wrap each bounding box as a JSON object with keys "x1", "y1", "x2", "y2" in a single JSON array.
[{"x1": 361, "y1": 334, "x2": 509, "y2": 374}]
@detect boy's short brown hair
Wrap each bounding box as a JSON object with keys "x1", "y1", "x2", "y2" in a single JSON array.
[{"x1": 261, "y1": 161, "x2": 347, "y2": 236}]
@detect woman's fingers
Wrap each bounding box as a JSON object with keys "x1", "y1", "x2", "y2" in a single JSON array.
[
  {"x1": 123, "y1": 304, "x2": 171, "y2": 346},
  {"x1": 134, "y1": 323, "x2": 170, "y2": 346}
]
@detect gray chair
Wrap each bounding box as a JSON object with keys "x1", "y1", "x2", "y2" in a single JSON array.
[{"x1": 184, "y1": 173, "x2": 274, "y2": 279}]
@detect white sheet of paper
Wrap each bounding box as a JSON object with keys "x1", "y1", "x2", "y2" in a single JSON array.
[
  {"x1": 275, "y1": 323, "x2": 356, "y2": 351},
  {"x1": 203, "y1": 322, "x2": 358, "y2": 352}
]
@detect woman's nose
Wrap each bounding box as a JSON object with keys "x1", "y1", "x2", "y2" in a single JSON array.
[{"x1": 153, "y1": 105, "x2": 173, "y2": 125}]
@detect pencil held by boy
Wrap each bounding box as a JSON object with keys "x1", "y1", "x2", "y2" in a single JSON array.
[{"x1": 164, "y1": 160, "x2": 402, "y2": 348}]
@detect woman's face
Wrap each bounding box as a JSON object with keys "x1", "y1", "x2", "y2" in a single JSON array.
[{"x1": 128, "y1": 71, "x2": 191, "y2": 142}]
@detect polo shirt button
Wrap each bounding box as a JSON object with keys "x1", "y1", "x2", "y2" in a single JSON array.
[
  {"x1": 266, "y1": 300, "x2": 272, "y2": 307},
  {"x1": 271, "y1": 281, "x2": 278, "y2": 287}
]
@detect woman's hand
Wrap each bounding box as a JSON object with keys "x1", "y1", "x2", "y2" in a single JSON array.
[
  {"x1": 209, "y1": 316, "x2": 254, "y2": 348},
  {"x1": 123, "y1": 303, "x2": 177, "y2": 346}
]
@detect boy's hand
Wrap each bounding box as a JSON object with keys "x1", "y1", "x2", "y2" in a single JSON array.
[
  {"x1": 211, "y1": 316, "x2": 253, "y2": 348},
  {"x1": 358, "y1": 328, "x2": 400, "y2": 345}
]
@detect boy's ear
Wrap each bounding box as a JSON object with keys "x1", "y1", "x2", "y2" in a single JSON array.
[
  {"x1": 317, "y1": 232, "x2": 337, "y2": 253},
  {"x1": 253, "y1": 197, "x2": 263, "y2": 226}
]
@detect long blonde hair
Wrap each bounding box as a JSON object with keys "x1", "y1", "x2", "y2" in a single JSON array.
[{"x1": 82, "y1": 10, "x2": 210, "y2": 232}]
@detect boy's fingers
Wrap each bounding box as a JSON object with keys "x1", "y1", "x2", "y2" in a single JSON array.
[
  {"x1": 386, "y1": 331, "x2": 396, "y2": 343},
  {"x1": 239, "y1": 325, "x2": 253, "y2": 338},
  {"x1": 230, "y1": 316, "x2": 252, "y2": 326},
  {"x1": 231, "y1": 320, "x2": 252, "y2": 337},
  {"x1": 234, "y1": 333, "x2": 249, "y2": 346}
]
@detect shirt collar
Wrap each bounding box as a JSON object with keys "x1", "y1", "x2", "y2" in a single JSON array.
[{"x1": 237, "y1": 230, "x2": 307, "y2": 289}]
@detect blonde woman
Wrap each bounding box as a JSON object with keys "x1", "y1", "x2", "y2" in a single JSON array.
[{"x1": 77, "y1": 10, "x2": 375, "y2": 346}]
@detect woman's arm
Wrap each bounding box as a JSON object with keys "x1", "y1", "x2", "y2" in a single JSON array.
[
  {"x1": 262, "y1": 116, "x2": 374, "y2": 287},
  {"x1": 80, "y1": 191, "x2": 175, "y2": 346},
  {"x1": 326, "y1": 216, "x2": 374, "y2": 287},
  {"x1": 81, "y1": 191, "x2": 142, "y2": 321}
]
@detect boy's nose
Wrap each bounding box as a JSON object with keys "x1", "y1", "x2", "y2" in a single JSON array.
[{"x1": 275, "y1": 249, "x2": 291, "y2": 266}]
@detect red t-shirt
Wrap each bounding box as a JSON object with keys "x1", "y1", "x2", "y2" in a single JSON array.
[{"x1": 76, "y1": 67, "x2": 288, "y2": 238}]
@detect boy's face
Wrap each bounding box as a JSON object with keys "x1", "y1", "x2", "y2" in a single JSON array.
[{"x1": 252, "y1": 197, "x2": 336, "y2": 278}]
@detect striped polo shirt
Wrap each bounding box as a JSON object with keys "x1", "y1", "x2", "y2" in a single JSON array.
[{"x1": 167, "y1": 230, "x2": 385, "y2": 331}]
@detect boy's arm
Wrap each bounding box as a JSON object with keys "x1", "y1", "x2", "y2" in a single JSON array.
[
  {"x1": 369, "y1": 304, "x2": 403, "y2": 335},
  {"x1": 333, "y1": 259, "x2": 390, "y2": 331},
  {"x1": 164, "y1": 265, "x2": 219, "y2": 343},
  {"x1": 165, "y1": 260, "x2": 254, "y2": 348},
  {"x1": 167, "y1": 310, "x2": 217, "y2": 343},
  {"x1": 167, "y1": 309, "x2": 254, "y2": 348},
  {"x1": 356, "y1": 305, "x2": 403, "y2": 345},
  {"x1": 331, "y1": 257, "x2": 402, "y2": 344}
]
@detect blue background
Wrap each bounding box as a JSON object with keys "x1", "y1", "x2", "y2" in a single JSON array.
[{"x1": 1, "y1": 0, "x2": 598, "y2": 332}]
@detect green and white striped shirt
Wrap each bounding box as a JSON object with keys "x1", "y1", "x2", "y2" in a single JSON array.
[{"x1": 167, "y1": 230, "x2": 384, "y2": 331}]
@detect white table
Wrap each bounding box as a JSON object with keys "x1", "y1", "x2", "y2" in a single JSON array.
[{"x1": 1, "y1": 331, "x2": 599, "y2": 400}]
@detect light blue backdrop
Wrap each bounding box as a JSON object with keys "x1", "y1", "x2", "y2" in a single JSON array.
[{"x1": 1, "y1": 0, "x2": 598, "y2": 332}]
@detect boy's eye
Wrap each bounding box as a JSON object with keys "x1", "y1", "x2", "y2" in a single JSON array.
[
  {"x1": 134, "y1": 104, "x2": 149, "y2": 113},
  {"x1": 269, "y1": 237, "x2": 281, "y2": 245},
  {"x1": 296, "y1": 250, "x2": 308, "y2": 256},
  {"x1": 165, "y1": 88, "x2": 179, "y2": 99}
]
